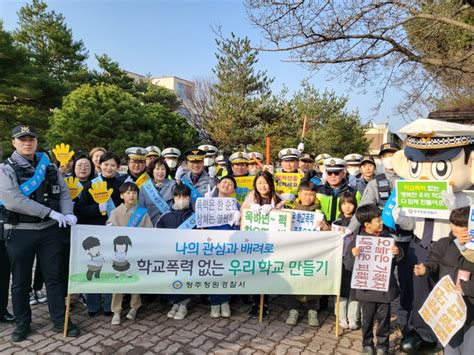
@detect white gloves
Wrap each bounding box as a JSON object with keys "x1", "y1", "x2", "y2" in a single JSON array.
[
  {"x1": 263, "y1": 165, "x2": 274, "y2": 174},
  {"x1": 392, "y1": 207, "x2": 415, "y2": 231},
  {"x1": 279, "y1": 193, "x2": 296, "y2": 203},
  {"x1": 231, "y1": 210, "x2": 241, "y2": 226},
  {"x1": 442, "y1": 185, "x2": 457, "y2": 211},
  {"x1": 64, "y1": 214, "x2": 78, "y2": 226},
  {"x1": 250, "y1": 203, "x2": 261, "y2": 214},
  {"x1": 49, "y1": 210, "x2": 67, "y2": 228},
  {"x1": 99, "y1": 203, "x2": 108, "y2": 214},
  {"x1": 175, "y1": 166, "x2": 187, "y2": 183},
  {"x1": 208, "y1": 166, "x2": 217, "y2": 179},
  {"x1": 260, "y1": 204, "x2": 273, "y2": 215},
  {"x1": 297, "y1": 142, "x2": 304, "y2": 152}
]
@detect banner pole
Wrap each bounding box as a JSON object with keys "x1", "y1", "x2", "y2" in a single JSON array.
[
  {"x1": 258, "y1": 294, "x2": 264, "y2": 323},
  {"x1": 265, "y1": 137, "x2": 270, "y2": 165},
  {"x1": 335, "y1": 294, "x2": 340, "y2": 337},
  {"x1": 63, "y1": 293, "x2": 71, "y2": 337}
]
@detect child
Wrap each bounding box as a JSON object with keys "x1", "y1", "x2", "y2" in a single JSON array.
[
  {"x1": 414, "y1": 206, "x2": 474, "y2": 355},
  {"x1": 345, "y1": 204, "x2": 402, "y2": 355},
  {"x1": 334, "y1": 192, "x2": 360, "y2": 330},
  {"x1": 206, "y1": 175, "x2": 240, "y2": 318},
  {"x1": 241, "y1": 171, "x2": 282, "y2": 319},
  {"x1": 286, "y1": 181, "x2": 327, "y2": 327},
  {"x1": 156, "y1": 184, "x2": 194, "y2": 320},
  {"x1": 106, "y1": 182, "x2": 153, "y2": 326}
]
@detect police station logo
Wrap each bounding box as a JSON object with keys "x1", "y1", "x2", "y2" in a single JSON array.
[{"x1": 172, "y1": 280, "x2": 183, "y2": 290}]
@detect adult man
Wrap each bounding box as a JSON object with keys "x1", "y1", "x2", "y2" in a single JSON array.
[
  {"x1": 348, "y1": 142, "x2": 414, "y2": 334},
  {"x1": 317, "y1": 158, "x2": 361, "y2": 224},
  {"x1": 145, "y1": 145, "x2": 161, "y2": 169},
  {"x1": 278, "y1": 148, "x2": 300, "y2": 173},
  {"x1": 0, "y1": 125, "x2": 80, "y2": 342},
  {"x1": 355, "y1": 155, "x2": 377, "y2": 194},
  {"x1": 162, "y1": 147, "x2": 181, "y2": 179},
  {"x1": 248, "y1": 152, "x2": 264, "y2": 176},
  {"x1": 180, "y1": 149, "x2": 217, "y2": 207},
  {"x1": 344, "y1": 153, "x2": 362, "y2": 188},
  {"x1": 198, "y1": 144, "x2": 219, "y2": 178},
  {"x1": 121, "y1": 147, "x2": 147, "y2": 183},
  {"x1": 299, "y1": 153, "x2": 315, "y2": 174},
  {"x1": 229, "y1": 152, "x2": 250, "y2": 177}
]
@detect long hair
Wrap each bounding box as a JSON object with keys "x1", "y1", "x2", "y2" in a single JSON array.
[{"x1": 253, "y1": 171, "x2": 281, "y2": 206}]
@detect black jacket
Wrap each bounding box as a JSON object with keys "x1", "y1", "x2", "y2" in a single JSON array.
[
  {"x1": 344, "y1": 230, "x2": 404, "y2": 303},
  {"x1": 155, "y1": 207, "x2": 194, "y2": 229},
  {"x1": 334, "y1": 216, "x2": 353, "y2": 298},
  {"x1": 425, "y1": 234, "x2": 474, "y2": 325}
]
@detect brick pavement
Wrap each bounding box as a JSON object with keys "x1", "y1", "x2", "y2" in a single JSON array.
[{"x1": 0, "y1": 295, "x2": 412, "y2": 354}]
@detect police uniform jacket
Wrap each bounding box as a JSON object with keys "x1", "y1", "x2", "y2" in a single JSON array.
[
  {"x1": 344, "y1": 230, "x2": 404, "y2": 303},
  {"x1": 316, "y1": 179, "x2": 361, "y2": 224},
  {"x1": 424, "y1": 234, "x2": 474, "y2": 325},
  {"x1": 0, "y1": 151, "x2": 73, "y2": 230},
  {"x1": 181, "y1": 170, "x2": 217, "y2": 197},
  {"x1": 137, "y1": 179, "x2": 176, "y2": 225}
]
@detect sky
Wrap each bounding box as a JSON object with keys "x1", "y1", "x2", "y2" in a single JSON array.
[{"x1": 1, "y1": 0, "x2": 419, "y2": 133}]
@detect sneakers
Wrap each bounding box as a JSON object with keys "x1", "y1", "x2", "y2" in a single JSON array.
[
  {"x1": 52, "y1": 320, "x2": 81, "y2": 337},
  {"x1": 35, "y1": 290, "x2": 47, "y2": 303},
  {"x1": 339, "y1": 321, "x2": 349, "y2": 329},
  {"x1": 167, "y1": 304, "x2": 180, "y2": 318},
  {"x1": 29, "y1": 291, "x2": 38, "y2": 306},
  {"x1": 210, "y1": 305, "x2": 220, "y2": 318},
  {"x1": 126, "y1": 308, "x2": 137, "y2": 320},
  {"x1": 220, "y1": 302, "x2": 231, "y2": 318},
  {"x1": 173, "y1": 304, "x2": 188, "y2": 320},
  {"x1": 286, "y1": 309, "x2": 298, "y2": 326},
  {"x1": 11, "y1": 321, "x2": 30, "y2": 342},
  {"x1": 249, "y1": 304, "x2": 268, "y2": 320},
  {"x1": 111, "y1": 313, "x2": 121, "y2": 325},
  {"x1": 308, "y1": 310, "x2": 319, "y2": 327}
]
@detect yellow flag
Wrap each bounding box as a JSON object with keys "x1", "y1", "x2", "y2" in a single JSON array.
[
  {"x1": 65, "y1": 176, "x2": 83, "y2": 200},
  {"x1": 53, "y1": 143, "x2": 75, "y2": 167},
  {"x1": 88, "y1": 181, "x2": 113, "y2": 215}
]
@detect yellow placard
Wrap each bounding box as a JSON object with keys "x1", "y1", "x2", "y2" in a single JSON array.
[
  {"x1": 234, "y1": 176, "x2": 255, "y2": 204},
  {"x1": 53, "y1": 143, "x2": 75, "y2": 166},
  {"x1": 274, "y1": 173, "x2": 303, "y2": 195},
  {"x1": 65, "y1": 176, "x2": 83, "y2": 200},
  {"x1": 88, "y1": 180, "x2": 113, "y2": 215}
]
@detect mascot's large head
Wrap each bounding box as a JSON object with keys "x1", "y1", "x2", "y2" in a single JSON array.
[{"x1": 393, "y1": 118, "x2": 474, "y2": 192}]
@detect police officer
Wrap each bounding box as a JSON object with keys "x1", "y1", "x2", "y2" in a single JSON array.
[
  {"x1": 0, "y1": 126, "x2": 80, "y2": 341},
  {"x1": 145, "y1": 145, "x2": 161, "y2": 169},
  {"x1": 121, "y1": 147, "x2": 147, "y2": 183},
  {"x1": 299, "y1": 153, "x2": 315, "y2": 174},
  {"x1": 215, "y1": 154, "x2": 229, "y2": 178},
  {"x1": 198, "y1": 144, "x2": 219, "y2": 178},
  {"x1": 355, "y1": 155, "x2": 377, "y2": 194},
  {"x1": 278, "y1": 148, "x2": 300, "y2": 173},
  {"x1": 348, "y1": 142, "x2": 414, "y2": 334},
  {"x1": 248, "y1": 152, "x2": 264, "y2": 176},
  {"x1": 229, "y1": 152, "x2": 250, "y2": 177},
  {"x1": 162, "y1": 147, "x2": 181, "y2": 179},
  {"x1": 344, "y1": 153, "x2": 362, "y2": 188}
]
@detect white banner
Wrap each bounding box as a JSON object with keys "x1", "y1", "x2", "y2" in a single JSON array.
[
  {"x1": 419, "y1": 275, "x2": 467, "y2": 347},
  {"x1": 351, "y1": 236, "x2": 394, "y2": 292},
  {"x1": 68, "y1": 225, "x2": 343, "y2": 295},
  {"x1": 195, "y1": 197, "x2": 239, "y2": 228},
  {"x1": 283, "y1": 209, "x2": 324, "y2": 232},
  {"x1": 240, "y1": 209, "x2": 293, "y2": 232}
]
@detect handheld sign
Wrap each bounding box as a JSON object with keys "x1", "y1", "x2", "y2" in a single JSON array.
[
  {"x1": 396, "y1": 180, "x2": 449, "y2": 219},
  {"x1": 195, "y1": 197, "x2": 239, "y2": 228},
  {"x1": 53, "y1": 143, "x2": 75, "y2": 167},
  {"x1": 65, "y1": 176, "x2": 83, "y2": 200},
  {"x1": 88, "y1": 180, "x2": 114, "y2": 216}
]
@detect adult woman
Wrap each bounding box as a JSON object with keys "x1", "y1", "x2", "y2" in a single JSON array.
[
  {"x1": 74, "y1": 151, "x2": 122, "y2": 317},
  {"x1": 138, "y1": 157, "x2": 176, "y2": 225},
  {"x1": 89, "y1": 147, "x2": 106, "y2": 176},
  {"x1": 72, "y1": 153, "x2": 94, "y2": 183}
]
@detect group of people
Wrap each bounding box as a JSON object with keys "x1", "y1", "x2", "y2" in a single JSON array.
[{"x1": 0, "y1": 122, "x2": 473, "y2": 355}]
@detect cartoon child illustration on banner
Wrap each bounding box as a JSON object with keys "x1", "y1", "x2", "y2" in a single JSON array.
[
  {"x1": 112, "y1": 235, "x2": 133, "y2": 278},
  {"x1": 82, "y1": 236, "x2": 105, "y2": 281}
]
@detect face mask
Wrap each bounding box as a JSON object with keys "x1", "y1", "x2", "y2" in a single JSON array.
[
  {"x1": 382, "y1": 157, "x2": 394, "y2": 170},
  {"x1": 174, "y1": 197, "x2": 190, "y2": 210},
  {"x1": 204, "y1": 157, "x2": 215, "y2": 167},
  {"x1": 347, "y1": 166, "x2": 360, "y2": 176},
  {"x1": 166, "y1": 159, "x2": 177, "y2": 169}
]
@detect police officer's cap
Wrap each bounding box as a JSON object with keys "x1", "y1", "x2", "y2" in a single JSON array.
[
  {"x1": 185, "y1": 149, "x2": 206, "y2": 162},
  {"x1": 315, "y1": 153, "x2": 331, "y2": 164},
  {"x1": 399, "y1": 118, "x2": 474, "y2": 162},
  {"x1": 12, "y1": 125, "x2": 38, "y2": 139},
  {"x1": 278, "y1": 148, "x2": 300, "y2": 161},
  {"x1": 324, "y1": 158, "x2": 347, "y2": 172},
  {"x1": 197, "y1": 144, "x2": 219, "y2": 157},
  {"x1": 125, "y1": 147, "x2": 147, "y2": 161},
  {"x1": 299, "y1": 153, "x2": 315, "y2": 163},
  {"x1": 229, "y1": 152, "x2": 250, "y2": 164},
  {"x1": 344, "y1": 153, "x2": 363, "y2": 165},
  {"x1": 249, "y1": 152, "x2": 264, "y2": 163},
  {"x1": 145, "y1": 145, "x2": 161, "y2": 158},
  {"x1": 378, "y1": 142, "x2": 400, "y2": 156},
  {"x1": 360, "y1": 155, "x2": 376, "y2": 166},
  {"x1": 215, "y1": 154, "x2": 226, "y2": 165},
  {"x1": 162, "y1": 147, "x2": 181, "y2": 158}
]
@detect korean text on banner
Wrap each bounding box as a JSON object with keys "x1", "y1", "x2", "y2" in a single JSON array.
[
  {"x1": 419, "y1": 275, "x2": 467, "y2": 347},
  {"x1": 68, "y1": 225, "x2": 343, "y2": 295},
  {"x1": 240, "y1": 209, "x2": 293, "y2": 232},
  {"x1": 350, "y1": 236, "x2": 394, "y2": 292},
  {"x1": 396, "y1": 180, "x2": 449, "y2": 220}
]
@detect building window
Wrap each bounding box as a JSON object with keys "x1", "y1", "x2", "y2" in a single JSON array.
[{"x1": 176, "y1": 82, "x2": 188, "y2": 99}]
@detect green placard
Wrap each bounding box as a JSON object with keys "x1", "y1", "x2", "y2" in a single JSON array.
[{"x1": 396, "y1": 180, "x2": 448, "y2": 210}]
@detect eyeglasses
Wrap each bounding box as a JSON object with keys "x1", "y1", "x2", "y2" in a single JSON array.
[
  {"x1": 130, "y1": 160, "x2": 145, "y2": 165},
  {"x1": 327, "y1": 171, "x2": 341, "y2": 176}
]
